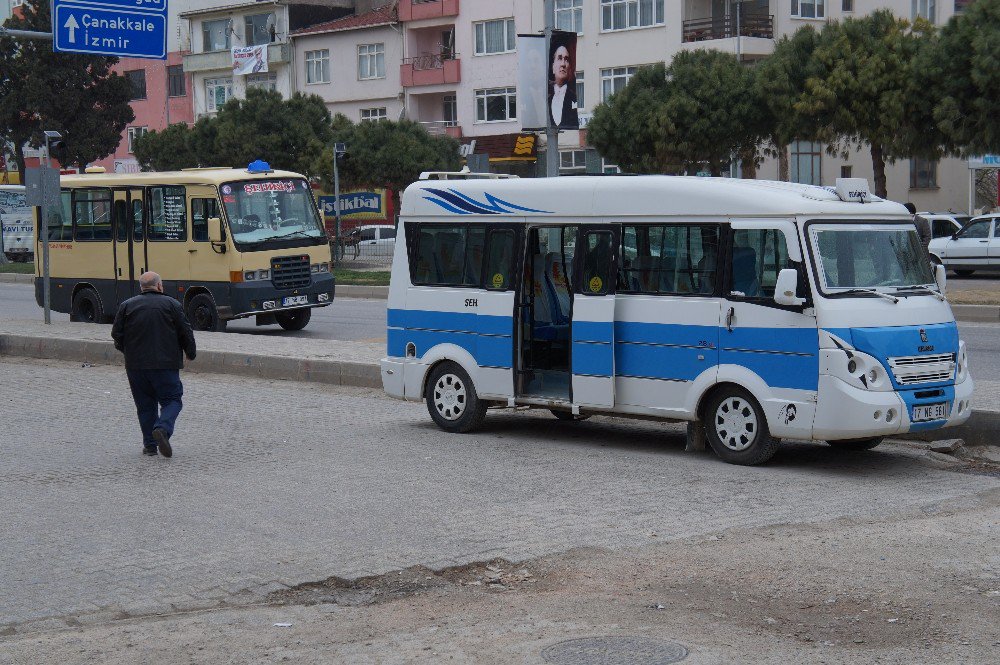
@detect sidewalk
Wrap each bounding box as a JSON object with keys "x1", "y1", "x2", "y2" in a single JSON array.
[{"x1": 1, "y1": 318, "x2": 997, "y2": 445}]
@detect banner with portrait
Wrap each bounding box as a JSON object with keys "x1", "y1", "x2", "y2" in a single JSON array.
[{"x1": 232, "y1": 45, "x2": 268, "y2": 76}]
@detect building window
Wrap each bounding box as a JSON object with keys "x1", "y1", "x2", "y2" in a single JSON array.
[
  {"x1": 601, "y1": 0, "x2": 665, "y2": 31},
  {"x1": 244, "y1": 13, "x2": 275, "y2": 46},
  {"x1": 954, "y1": 0, "x2": 972, "y2": 12},
  {"x1": 358, "y1": 43, "x2": 385, "y2": 80},
  {"x1": 912, "y1": 0, "x2": 936, "y2": 21},
  {"x1": 474, "y1": 87, "x2": 517, "y2": 123},
  {"x1": 840, "y1": 165, "x2": 852, "y2": 179},
  {"x1": 791, "y1": 1, "x2": 826, "y2": 18},
  {"x1": 603, "y1": 159, "x2": 622, "y2": 174},
  {"x1": 910, "y1": 158, "x2": 938, "y2": 189},
  {"x1": 556, "y1": 0, "x2": 584, "y2": 34},
  {"x1": 576, "y1": 71, "x2": 585, "y2": 108},
  {"x1": 473, "y1": 18, "x2": 516, "y2": 56},
  {"x1": 202, "y1": 19, "x2": 230, "y2": 52},
  {"x1": 360, "y1": 107, "x2": 388, "y2": 122},
  {"x1": 205, "y1": 78, "x2": 233, "y2": 112},
  {"x1": 125, "y1": 69, "x2": 146, "y2": 100},
  {"x1": 443, "y1": 94, "x2": 458, "y2": 126},
  {"x1": 560, "y1": 150, "x2": 587, "y2": 173},
  {"x1": 842, "y1": 0, "x2": 854, "y2": 11},
  {"x1": 600, "y1": 66, "x2": 637, "y2": 102},
  {"x1": 305, "y1": 49, "x2": 330, "y2": 84},
  {"x1": 247, "y1": 72, "x2": 277, "y2": 92},
  {"x1": 790, "y1": 140, "x2": 822, "y2": 185},
  {"x1": 127, "y1": 127, "x2": 149, "y2": 153},
  {"x1": 167, "y1": 65, "x2": 186, "y2": 97}
]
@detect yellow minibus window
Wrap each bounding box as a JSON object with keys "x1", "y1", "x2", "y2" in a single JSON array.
[
  {"x1": 148, "y1": 186, "x2": 187, "y2": 241},
  {"x1": 73, "y1": 190, "x2": 112, "y2": 241}
]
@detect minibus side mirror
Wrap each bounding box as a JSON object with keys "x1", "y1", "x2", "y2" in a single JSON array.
[
  {"x1": 209, "y1": 216, "x2": 226, "y2": 253},
  {"x1": 935, "y1": 263, "x2": 947, "y2": 292},
  {"x1": 774, "y1": 268, "x2": 806, "y2": 306}
]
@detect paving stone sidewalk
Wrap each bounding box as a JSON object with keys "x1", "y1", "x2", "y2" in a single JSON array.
[{"x1": 2, "y1": 358, "x2": 998, "y2": 634}]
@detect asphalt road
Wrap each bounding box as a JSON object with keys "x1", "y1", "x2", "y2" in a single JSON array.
[{"x1": 1, "y1": 282, "x2": 998, "y2": 379}]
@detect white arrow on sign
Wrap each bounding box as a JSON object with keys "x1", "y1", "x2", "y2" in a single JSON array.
[{"x1": 64, "y1": 14, "x2": 79, "y2": 44}]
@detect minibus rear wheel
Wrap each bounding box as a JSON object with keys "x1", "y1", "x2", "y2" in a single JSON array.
[
  {"x1": 704, "y1": 386, "x2": 779, "y2": 465},
  {"x1": 826, "y1": 437, "x2": 883, "y2": 451},
  {"x1": 71, "y1": 287, "x2": 105, "y2": 324},
  {"x1": 425, "y1": 361, "x2": 487, "y2": 433}
]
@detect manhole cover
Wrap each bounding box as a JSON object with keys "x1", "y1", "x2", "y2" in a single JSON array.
[{"x1": 541, "y1": 636, "x2": 688, "y2": 665}]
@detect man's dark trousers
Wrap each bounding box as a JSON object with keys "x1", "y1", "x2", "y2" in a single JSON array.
[{"x1": 126, "y1": 368, "x2": 184, "y2": 448}]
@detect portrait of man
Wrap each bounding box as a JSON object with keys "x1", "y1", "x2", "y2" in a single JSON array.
[{"x1": 548, "y1": 31, "x2": 579, "y2": 130}]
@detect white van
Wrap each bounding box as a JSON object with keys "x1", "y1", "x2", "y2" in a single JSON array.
[
  {"x1": 0, "y1": 185, "x2": 34, "y2": 263},
  {"x1": 380, "y1": 174, "x2": 973, "y2": 465}
]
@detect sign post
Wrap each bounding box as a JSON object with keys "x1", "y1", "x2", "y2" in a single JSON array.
[
  {"x1": 53, "y1": 0, "x2": 168, "y2": 60},
  {"x1": 24, "y1": 163, "x2": 60, "y2": 325},
  {"x1": 333, "y1": 143, "x2": 347, "y2": 263}
]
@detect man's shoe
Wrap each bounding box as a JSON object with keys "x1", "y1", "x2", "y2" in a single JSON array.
[
  {"x1": 152, "y1": 428, "x2": 172, "y2": 458},
  {"x1": 143, "y1": 446, "x2": 158, "y2": 456}
]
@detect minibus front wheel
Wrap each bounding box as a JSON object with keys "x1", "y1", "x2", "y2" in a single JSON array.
[
  {"x1": 425, "y1": 361, "x2": 488, "y2": 434},
  {"x1": 186, "y1": 293, "x2": 227, "y2": 332},
  {"x1": 704, "y1": 386, "x2": 779, "y2": 466}
]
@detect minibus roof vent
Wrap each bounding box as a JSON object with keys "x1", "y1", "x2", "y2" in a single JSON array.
[
  {"x1": 84, "y1": 166, "x2": 106, "y2": 174},
  {"x1": 247, "y1": 160, "x2": 273, "y2": 174},
  {"x1": 181, "y1": 166, "x2": 232, "y2": 171},
  {"x1": 419, "y1": 166, "x2": 518, "y2": 181},
  {"x1": 802, "y1": 178, "x2": 883, "y2": 204}
]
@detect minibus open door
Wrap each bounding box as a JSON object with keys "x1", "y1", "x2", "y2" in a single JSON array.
[{"x1": 571, "y1": 226, "x2": 618, "y2": 410}]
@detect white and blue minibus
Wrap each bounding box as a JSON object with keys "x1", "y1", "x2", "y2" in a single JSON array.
[{"x1": 380, "y1": 173, "x2": 973, "y2": 465}]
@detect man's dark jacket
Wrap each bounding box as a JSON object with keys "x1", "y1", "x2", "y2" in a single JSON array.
[{"x1": 111, "y1": 291, "x2": 197, "y2": 370}]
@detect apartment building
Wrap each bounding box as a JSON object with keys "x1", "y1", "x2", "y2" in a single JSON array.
[
  {"x1": 292, "y1": 4, "x2": 404, "y2": 123},
  {"x1": 521, "y1": 0, "x2": 976, "y2": 211}
]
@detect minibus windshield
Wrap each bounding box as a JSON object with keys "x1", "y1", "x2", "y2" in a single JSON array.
[
  {"x1": 221, "y1": 178, "x2": 325, "y2": 248},
  {"x1": 809, "y1": 223, "x2": 935, "y2": 294}
]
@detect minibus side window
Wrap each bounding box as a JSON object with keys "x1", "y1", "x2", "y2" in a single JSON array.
[
  {"x1": 191, "y1": 198, "x2": 219, "y2": 242},
  {"x1": 73, "y1": 189, "x2": 113, "y2": 242},
  {"x1": 41, "y1": 191, "x2": 73, "y2": 241},
  {"x1": 484, "y1": 229, "x2": 515, "y2": 290},
  {"x1": 731, "y1": 228, "x2": 790, "y2": 299},
  {"x1": 407, "y1": 224, "x2": 485, "y2": 287},
  {"x1": 580, "y1": 230, "x2": 612, "y2": 296},
  {"x1": 619, "y1": 224, "x2": 719, "y2": 295},
  {"x1": 147, "y1": 186, "x2": 187, "y2": 241}
]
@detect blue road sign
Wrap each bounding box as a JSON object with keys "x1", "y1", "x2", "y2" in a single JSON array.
[{"x1": 53, "y1": 0, "x2": 167, "y2": 60}]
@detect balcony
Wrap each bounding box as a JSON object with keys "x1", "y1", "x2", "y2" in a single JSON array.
[
  {"x1": 398, "y1": 0, "x2": 460, "y2": 22},
  {"x1": 183, "y1": 42, "x2": 291, "y2": 73},
  {"x1": 682, "y1": 14, "x2": 773, "y2": 42},
  {"x1": 401, "y1": 53, "x2": 461, "y2": 87},
  {"x1": 419, "y1": 121, "x2": 462, "y2": 138}
]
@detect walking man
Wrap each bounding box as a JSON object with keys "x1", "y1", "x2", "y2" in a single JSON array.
[{"x1": 111, "y1": 272, "x2": 197, "y2": 457}]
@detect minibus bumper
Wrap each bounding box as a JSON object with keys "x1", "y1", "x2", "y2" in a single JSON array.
[
  {"x1": 814, "y1": 375, "x2": 974, "y2": 441},
  {"x1": 381, "y1": 357, "x2": 406, "y2": 399},
  {"x1": 224, "y1": 273, "x2": 335, "y2": 319}
]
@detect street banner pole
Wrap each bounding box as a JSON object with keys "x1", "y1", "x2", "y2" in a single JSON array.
[{"x1": 544, "y1": 0, "x2": 559, "y2": 178}]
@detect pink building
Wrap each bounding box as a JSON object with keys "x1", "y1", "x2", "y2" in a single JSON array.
[{"x1": 91, "y1": 54, "x2": 195, "y2": 174}]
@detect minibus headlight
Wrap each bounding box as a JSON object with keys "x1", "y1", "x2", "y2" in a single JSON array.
[
  {"x1": 868, "y1": 369, "x2": 878, "y2": 383},
  {"x1": 258, "y1": 269, "x2": 270, "y2": 280},
  {"x1": 956, "y1": 343, "x2": 969, "y2": 382},
  {"x1": 847, "y1": 359, "x2": 857, "y2": 374},
  {"x1": 243, "y1": 270, "x2": 256, "y2": 281},
  {"x1": 311, "y1": 262, "x2": 330, "y2": 273}
]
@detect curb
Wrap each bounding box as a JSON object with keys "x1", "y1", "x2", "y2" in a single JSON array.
[
  {"x1": 0, "y1": 333, "x2": 381, "y2": 389},
  {"x1": 336, "y1": 284, "x2": 388, "y2": 299},
  {"x1": 0, "y1": 273, "x2": 34, "y2": 284},
  {"x1": 950, "y1": 304, "x2": 1000, "y2": 323}
]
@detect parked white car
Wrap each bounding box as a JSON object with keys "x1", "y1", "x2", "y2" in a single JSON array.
[
  {"x1": 919, "y1": 212, "x2": 969, "y2": 240},
  {"x1": 346, "y1": 224, "x2": 396, "y2": 261},
  {"x1": 928, "y1": 214, "x2": 998, "y2": 277}
]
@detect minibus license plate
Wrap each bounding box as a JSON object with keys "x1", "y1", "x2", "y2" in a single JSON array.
[
  {"x1": 912, "y1": 402, "x2": 949, "y2": 422},
  {"x1": 282, "y1": 295, "x2": 308, "y2": 307}
]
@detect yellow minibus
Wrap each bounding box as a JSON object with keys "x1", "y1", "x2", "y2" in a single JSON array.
[{"x1": 35, "y1": 162, "x2": 334, "y2": 331}]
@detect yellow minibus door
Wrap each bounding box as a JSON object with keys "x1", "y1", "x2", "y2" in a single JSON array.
[{"x1": 113, "y1": 188, "x2": 145, "y2": 301}]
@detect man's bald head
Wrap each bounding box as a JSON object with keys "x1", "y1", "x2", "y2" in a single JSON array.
[{"x1": 139, "y1": 272, "x2": 163, "y2": 293}]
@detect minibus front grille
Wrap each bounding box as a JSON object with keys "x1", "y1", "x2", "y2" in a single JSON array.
[
  {"x1": 271, "y1": 255, "x2": 311, "y2": 289},
  {"x1": 888, "y1": 353, "x2": 955, "y2": 385}
]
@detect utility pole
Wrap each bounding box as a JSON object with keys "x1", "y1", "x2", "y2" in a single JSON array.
[
  {"x1": 735, "y1": 1, "x2": 742, "y2": 61},
  {"x1": 333, "y1": 143, "x2": 345, "y2": 263},
  {"x1": 543, "y1": 0, "x2": 559, "y2": 178}
]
